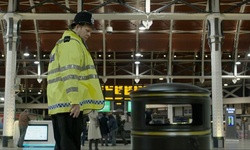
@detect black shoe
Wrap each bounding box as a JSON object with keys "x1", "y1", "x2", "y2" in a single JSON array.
[{"x1": 17, "y1": 145, "x2": 24, "y2": 148}]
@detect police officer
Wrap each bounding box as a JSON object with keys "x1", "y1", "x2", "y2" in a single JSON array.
[{"x1": 47, "y1": 11, "x2": 104, "y2": 150}]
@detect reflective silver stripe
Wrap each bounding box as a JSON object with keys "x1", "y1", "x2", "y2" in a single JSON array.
[
  {"x1": 48, "y1": 74, "x2": 99, "y2": 84},
  {"x1": 48, "y1": 77, "x2": 62, "y2": 84},
  {"x1": 62, "y1": 74, "x2": 79, "y2": 81},
  {"x1": 79, "y1": 74, "x2": 99, "y2": 80},
  {"x1": 48, "y1": 65, "x2": 95, "y2": 75},
  {"x1": 66, "y1": 87, "x2": 78, "y2": 93}
]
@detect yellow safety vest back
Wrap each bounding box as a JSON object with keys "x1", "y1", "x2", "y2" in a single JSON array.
[{"x1": 47, "y1": 30, "x2": 104, "y2": 115}]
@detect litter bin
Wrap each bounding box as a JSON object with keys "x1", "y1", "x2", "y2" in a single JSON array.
[{"x1": 130, "y1": 83, "x2": 211, "y2": 150}]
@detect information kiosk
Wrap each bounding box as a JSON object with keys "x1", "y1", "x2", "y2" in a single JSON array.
[{"x1": 13, "y1": 120, "x2": 55, "y2": 147}]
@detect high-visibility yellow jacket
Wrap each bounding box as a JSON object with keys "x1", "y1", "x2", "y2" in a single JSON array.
[{"x1": 47, "y1": 30, "x2": 104, "y2": 115}]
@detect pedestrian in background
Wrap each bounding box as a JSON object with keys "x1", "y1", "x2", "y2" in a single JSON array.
[
  {"x1": 47, "y1": 11, "x2": 104, "y2": 150},
  {"x1": 17, "y1": 109, "x2": 30, "y2": 148},
  {"x1": 108, "y1": 113, "x2": 118, "y2": 146},
  {"x1": 81, "y1": 114, "x2": 89, "y2": 147},
  {"x1": 88, "y1": 110, "x2": 102, "y2": 150},
  {"x1": 116, "y1": 114, "x2": 128, "y2": 145},
  {"x1": 99, "y1": 113, "x2": 110, "y2": 146}
]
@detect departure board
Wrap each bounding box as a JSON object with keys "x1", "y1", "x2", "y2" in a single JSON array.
[{"x1": 101, "y1": 85, "x2": 145, "y2": 101}]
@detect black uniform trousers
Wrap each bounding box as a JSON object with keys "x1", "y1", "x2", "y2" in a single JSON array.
[{"x1": 51, "y1": 112, "x2": 83, "y2": 150}]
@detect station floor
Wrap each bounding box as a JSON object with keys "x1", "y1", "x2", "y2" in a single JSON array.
[{"x1": 0, "y1": 139, "x2": 250, "y2": 150}]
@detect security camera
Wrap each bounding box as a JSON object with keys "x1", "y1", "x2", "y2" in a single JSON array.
[{"x1": 106, "y1": 25, "x2": 113, "y2": 34}]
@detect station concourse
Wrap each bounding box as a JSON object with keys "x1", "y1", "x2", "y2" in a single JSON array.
[{"x1": 1, "y1": 1, "x2": 250, "y2": 150}]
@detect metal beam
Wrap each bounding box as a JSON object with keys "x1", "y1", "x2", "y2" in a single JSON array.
[
  {"x1": 0, "y1": 74, "x2": 249, "y2": 79},
  {"x1": 2, "y1": 13, "x2": 248, "y2": 21}
]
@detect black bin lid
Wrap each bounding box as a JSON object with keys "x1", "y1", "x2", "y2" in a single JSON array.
[{"x1": 130, "y1": 83, "x2": 210, "y2": 97}]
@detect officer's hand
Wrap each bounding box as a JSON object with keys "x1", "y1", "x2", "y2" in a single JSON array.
[{"x1": 70, "y1": 104, "x2": 80, "y2": 118}]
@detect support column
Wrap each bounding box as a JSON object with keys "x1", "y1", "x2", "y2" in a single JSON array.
[
  {"x1": 2, "y1": 13, "x2": 21, "y2": 147},
  {"x1": 207, "y1": 13, "x2": 225, "y2": 148},
  {"x1": 167, "y1": 105, "x2": 173, "y2": 123}
]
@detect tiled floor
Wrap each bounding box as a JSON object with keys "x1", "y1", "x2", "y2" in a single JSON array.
[{"x1": 0, "y1": 139, "x2": 250, "y2": 150}]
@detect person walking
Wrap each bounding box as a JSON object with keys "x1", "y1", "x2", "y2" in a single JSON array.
[
  {"x1": 47, "y1": 11, "x2": 104, "y2": 150},
  {"x1": 17, "y1": 109, "x2": 30, "y2": 147},
  {"x1": 116, "y1": 114, "x2": 128, "y2": 145},
  {"x1": 88, "y1": 110, "x2": 102, "y2": 150},
  {"x1": 108, "y1": 113, "x2": 118, "y2": 146},
  {"x1": 99, "y1": 113, "x2": 110, "y2": 146},
  {"x1": 81, "y1": 114, "x2": 89, "y2": 147}
]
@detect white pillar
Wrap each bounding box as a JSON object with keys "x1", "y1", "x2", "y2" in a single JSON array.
[
  {"x1": 207, "y1": 13, "x2": 225, "y2": 148},
  {"x1": 2, "y1": 13, "x2": 21, "y2": 147},
  {"x1": 167, "y1": 105, "x2": 173, "y2": 123}
]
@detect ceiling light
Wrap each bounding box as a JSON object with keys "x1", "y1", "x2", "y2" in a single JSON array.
[
  {"x1": 23, "y1": 46, "x2": 29, "y2": 57},
  {"x1": 139, "y1": 22, "x2": 146, "y2": 30},
  {"x1": 232, "y1": 78, "x2": 237, "y2": 84},
  {"x1": 135, "y1": 53, "x2": 141, "y2": 57},
  {"x1": 224, "y1": 83, "x2": 228, "y2": 86},
  {"x1": 1, "y1": 54, "x2": 4, "y2": 57},
  {"x1": 235, "y1": 61, "x2": 241, "y2": 65},
  {"x1": 37, "y1": 78, "x2": 42, "y2": 83},
  {"x1": 106, "y1": 25, "x2": 113, "y2": 34},
  {"x1": 142, "y1": 20, "x2": 153, "y2": 29},
  {"x1": 23, "y1": 52, "x2": 29, "y2": 56},
  {"x1": 134, "y1": 78, "x2": 140, "y2": 83},
  {"x1": 106, "y1": 20, "x2": 113, "y2": 34},
  {"x1": 135, "y1": 61, "x2": 140, "y2": 65},
  {"x1": 0, "y1": 97, "x2": 4, "y2": 101},
  {"x1": 34, "y1": 61, "x2": 39, "y2": 64}
]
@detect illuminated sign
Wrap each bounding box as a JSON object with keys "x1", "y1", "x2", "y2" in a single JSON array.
[
  {"x1": 102, "y1": 85, "x2": 145, "y2": 101},
  {"x1": 228, "y1": 116, "x2": 234, "y2": 126},
  {"x1": 124, "y1": 86, "x2": 133, "y2": 96},
  {"x1": 127, "y1": 101, "x2": 131, "y2": 112},
  {"x1": 226, "y1": 108, "x2": 235, "y2": 114},
  {"x1": 98, "y1": 101, "x2": 111, "y2": 112}
]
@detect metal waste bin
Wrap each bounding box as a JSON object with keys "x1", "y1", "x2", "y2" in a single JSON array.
[{"x1": 130, "y1": 83, "x2": 211, "y2": 150}]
